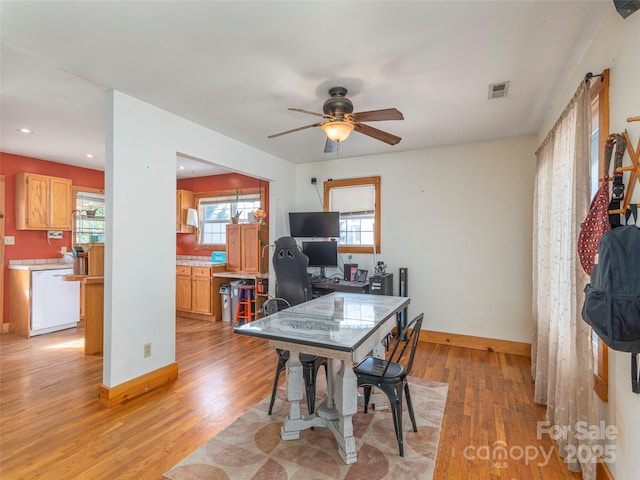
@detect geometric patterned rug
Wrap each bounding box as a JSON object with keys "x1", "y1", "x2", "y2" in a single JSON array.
[{"x1": 164, "y1": 377, "x2": 448, "y2": 480}]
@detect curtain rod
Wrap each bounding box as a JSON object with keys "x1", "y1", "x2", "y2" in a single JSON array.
[{"x1": 584, "y1": 71, "x2": 604, "y2": 83}]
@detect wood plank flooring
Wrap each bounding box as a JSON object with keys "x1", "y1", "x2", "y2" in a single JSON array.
[{"x1": 0, "y1": 317, "x2": 580, "y2": 479}]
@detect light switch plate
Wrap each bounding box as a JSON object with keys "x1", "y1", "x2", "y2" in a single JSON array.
[{"x1": 4, "y1": 236, "x2": 15, "y2": 245}]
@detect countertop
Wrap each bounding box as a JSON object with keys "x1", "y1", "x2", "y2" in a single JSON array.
[
  {"x1": 8, "y1": 262, "x2": 74, "y2": 271},
  {"x1": 176, "y1": 260, "x2": 226, "y2": 267},
  {"x1": 213, "y1": 271, "x2": 268, "y2": 279}
]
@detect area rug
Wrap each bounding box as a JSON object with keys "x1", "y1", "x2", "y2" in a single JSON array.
[{"x1": 164, "y1": 377, "x2": 448, "y2": 480}]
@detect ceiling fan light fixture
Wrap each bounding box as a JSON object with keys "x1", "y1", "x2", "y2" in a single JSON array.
[{"x1": 322, "y1": 121, "x2": 354, "y2": 142}]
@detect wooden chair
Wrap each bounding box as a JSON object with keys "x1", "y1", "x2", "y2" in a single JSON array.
[{"x1": 353, "y1": 313, "x2": 424, "y2": 456}]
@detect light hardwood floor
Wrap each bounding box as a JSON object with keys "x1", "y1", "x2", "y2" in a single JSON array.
[{"x1": 0, "y1": 317, "x2": 581, "y2": 479}]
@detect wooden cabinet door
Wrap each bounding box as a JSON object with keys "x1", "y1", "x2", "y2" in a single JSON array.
[
  {"x1": 17, "y1": 173, "x2": 48, "y2": 229},
  {"x1": 176, "y1": 189, "x2": 195, "y2": 233},
  {"x1": 176, "y1": 268, "x2": 192, "y2": 312},
  {"x1": 49, "y1": 177, "x2": 72, "y2": 229},
  {"x1": 226, "y1": 224, "x2": 242, "y2": 272},
  {"x1": 241, "y1": 224, "x2": 261, "y2": 273},
  {"x1": 191, "y1": 274, "x2": 212, "y2": 315}
]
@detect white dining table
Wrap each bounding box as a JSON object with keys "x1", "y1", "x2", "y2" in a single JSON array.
[{"x1": 234, "y1": 292, "x2": 410, "y2": 464}]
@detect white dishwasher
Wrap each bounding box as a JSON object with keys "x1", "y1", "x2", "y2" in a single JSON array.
[{"x1": 31, "y1": 268, "x2": 80, "y2": 336}]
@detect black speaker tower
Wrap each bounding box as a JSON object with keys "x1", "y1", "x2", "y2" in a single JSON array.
[{"x1": 397, "y1": 268, "x2": 408, "y2": 332}]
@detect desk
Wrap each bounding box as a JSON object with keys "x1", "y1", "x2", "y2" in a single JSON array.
[
  {"x1": 234, "y1": 292, "x2": 409, "y2": 464},
  {"x1": 310, "y1": 278, "x2": 369, "y2": 296},
  {"x1": 212, "y1": 271, "x2": 268, "y2": 321}
]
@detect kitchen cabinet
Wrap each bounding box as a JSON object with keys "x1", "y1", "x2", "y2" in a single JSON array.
[
  {"x1": 176, "y1": 265, "x2": 223, "y2": 316},
  {"x1": 15, "y1": 173, "x2": 72, "y2": 230},
  {"x1": 176, "y1": 266, "x2": 194, "y2": 312},
  {"x1": 176, "y1": 189, "x2": 195, "y2": 234},
  {"x1": 226, "y1": 223, "x2": 268, "y2": 273}
]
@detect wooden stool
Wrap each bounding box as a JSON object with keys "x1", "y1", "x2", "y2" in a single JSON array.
[{"x1": 235, "y1": 285, "x2": 255, "y2": 324}]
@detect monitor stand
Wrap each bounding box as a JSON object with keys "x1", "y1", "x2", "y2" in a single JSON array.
[{"x1": 319, "y1": 267, "x2": 326, "y2": 279}]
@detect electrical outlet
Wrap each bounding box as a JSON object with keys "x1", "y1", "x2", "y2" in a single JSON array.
[
  {"x1": 4, "y1": 236, "x2": 15, "y2": 245},
  {"x1": 311, "y1": 177, "x2": 317, "y2": 185},
  {"x1": 61, "y1": 246, "x2": 67, "y2": 253},
  {"x1": 144, "y1": 343, "x2": 151, "y2": 358}
]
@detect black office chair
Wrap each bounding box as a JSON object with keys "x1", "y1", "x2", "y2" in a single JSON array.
[
  {"x1": 353, "y1": 313, "x2": 424, "y2": 457},
  {"x1": 272, "y1": 236, "x2": 312, "y2": 305},
  {"x1": 263, "y1": 297, "x2": 327, "y2": 415}
]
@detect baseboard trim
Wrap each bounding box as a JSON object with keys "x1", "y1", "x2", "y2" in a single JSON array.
[
  {"x1": 421, "y1": 330, "x2": 531, "y2": 357},
  {"x1": 98, "y1": 362, "x2": 179, "y2": 408}
]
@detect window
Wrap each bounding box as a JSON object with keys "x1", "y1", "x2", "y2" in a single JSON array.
[
  {"x1": 590, "y1": 69, "x2": 610, "y2": 402},
  {"x1": 197, "y1": 189, "x2": 262, "y2": 247},
  {"x1": 324, "y1": 176, "x2": 380, "y2": 254},
  {"x1": 74, "y1": 188, "x2": 105, "y2": 245}
]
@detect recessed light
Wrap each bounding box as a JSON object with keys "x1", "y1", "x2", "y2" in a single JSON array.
[
  {"x1": 18, "y1": 128, "x2": 33, "y2": 134},
  {"x1": 178, "y1": 166, "x2": 185, "y2": 170},
  {"x1": 85, "y1": 154, "x2": 95, "y2": 159}
]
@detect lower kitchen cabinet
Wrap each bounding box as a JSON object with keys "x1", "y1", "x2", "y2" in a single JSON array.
[
  {"x1": 176, "y1": 266, "x2": 193, "y2": 312},
  {"x1": 176, "y1": 264, "x2": 226, "y2": 318},
  {"x1": 191, "y1": 268, "x2": 213, "y2": 315}
]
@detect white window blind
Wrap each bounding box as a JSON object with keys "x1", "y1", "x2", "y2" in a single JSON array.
[{"x1": 329, "y1": 185, "x2": 375, "y2": 214}]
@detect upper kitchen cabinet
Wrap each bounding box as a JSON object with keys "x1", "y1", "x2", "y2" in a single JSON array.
[
  {"x1": 176, "y1": 189, "x2": 195, "y2": 234},
  {"x1": 226, "y1": 223, "x2": 268, "y2": 273},
  {"x1": 15, "y1": 173, "x2": 72, "y2": 230}
]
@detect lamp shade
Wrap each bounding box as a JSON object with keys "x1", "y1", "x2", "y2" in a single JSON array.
[
  {"x1": 322, "y1": 121, "x2": 354, "y2": 142},
  {"x1": 186, "y1": 208, "x2": 198, "y2": 228}
]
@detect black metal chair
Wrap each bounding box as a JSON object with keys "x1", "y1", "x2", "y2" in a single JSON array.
[
  {"x1": 353, "y1": 313, "x2": 424, "y2": 456},
  {"x1": 263, "y1": 298, "x2": 327, "y2": 415}
]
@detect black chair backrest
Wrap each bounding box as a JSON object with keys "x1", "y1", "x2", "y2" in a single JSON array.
[
  {"x1": 262, "y1": 297, "x2": 292, "y2": 316},
  {"x1": 383, "y1": 313, "x2": 424, "y2": 378},
  {"x1": 272, "y1": 236, "x2": 312, "y2": 306}
]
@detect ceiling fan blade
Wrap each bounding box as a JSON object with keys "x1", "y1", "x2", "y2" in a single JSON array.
[
  {"x1": 268, "y1": 122, "x2": 322, "y2": 139},
  {"x1": 354, "y1": 123, "x2": 402, "y2": 145},
  {"x1": 324, "y1": 138, "x2": 338, "y2": 153},
  {"x1": 288, "y1": 108, "x2": 334, "y2": 119},
  {"x1": 349, "y1": 108, "x2": 404, "y2": 122}
]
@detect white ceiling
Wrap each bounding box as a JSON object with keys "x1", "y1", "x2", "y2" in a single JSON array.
[{"x1": 0, "y1": 1, "x2": 610, "y2": 178}]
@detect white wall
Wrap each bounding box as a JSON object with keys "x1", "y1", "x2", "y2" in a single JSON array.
[
  {"x1": 295, "y1": 136, "x2": 537, "y2": 343},
  {"x1": 538, "y1": 7, "x2": 640, "y2": 479},
  {"x1": 104, "y1": 91, "x2": 296, "y2": 387}
]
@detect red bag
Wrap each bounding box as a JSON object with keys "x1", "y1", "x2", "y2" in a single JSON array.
[{"x1": 578, "y1": 134, "x2": 625, "y2": 275}]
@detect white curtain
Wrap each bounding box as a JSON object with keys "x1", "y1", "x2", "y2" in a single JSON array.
[{"x1": 532, "y1": 80, "x2": 595, "y2": 479}]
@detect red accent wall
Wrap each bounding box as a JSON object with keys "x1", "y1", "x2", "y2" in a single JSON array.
[
  {"x1": 0, "y1": 155, "x2": 269, "y2": 324},
  {"x1": 175, "y1": 173, "x2": 269, "y2": 256},
  {"x1": 1, "y1": 152, "x2": 105, "y2": 324}
]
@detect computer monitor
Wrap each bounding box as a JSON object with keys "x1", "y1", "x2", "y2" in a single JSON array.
[
  {"x1": 289, "y1": 212, "x2": 340, "y2": 238},
  {"x1": 302, "y1": 241, "x2": 338, "y2": 278}
]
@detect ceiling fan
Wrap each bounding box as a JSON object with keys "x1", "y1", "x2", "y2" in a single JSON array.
[{"x1": 268, "y1": 86, "x2": 404, "y2": 153}]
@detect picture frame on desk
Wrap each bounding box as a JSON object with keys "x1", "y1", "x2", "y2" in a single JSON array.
[
  {"x1": 354, "y1": 269, "x2": 368, "y2": 283},
  {"x1": 349, "y1": 268, "x2": 357, "y2": 282}
]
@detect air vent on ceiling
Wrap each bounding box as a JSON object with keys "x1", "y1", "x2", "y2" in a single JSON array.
[{"x1": 488, "y1": 81, "x2": 510, "y2": 99}]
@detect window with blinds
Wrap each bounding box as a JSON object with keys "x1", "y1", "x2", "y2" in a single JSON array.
[
  {"x1": 74, "y1": 191, "x2": 105, "y2": 245},
  {"x1": 198, "y1": 192, "x2": 261, "y2": 246},
  {"x1": 324, "y1": 176, "x2": 381, "y2": 254}
]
